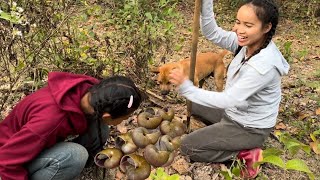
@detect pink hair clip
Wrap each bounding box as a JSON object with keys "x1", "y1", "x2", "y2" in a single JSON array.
[{"x1": 127, "y1": 95, "x2": 133, "y2": 108}]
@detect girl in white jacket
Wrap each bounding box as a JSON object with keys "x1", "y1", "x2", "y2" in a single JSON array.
[{"x1": 169, "y1": 0, "x2": 289, "y2": 178}]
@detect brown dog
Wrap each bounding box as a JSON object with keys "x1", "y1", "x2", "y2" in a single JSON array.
[{"x1": 151, "y1": 50, "x2": 228, "y2": 95}]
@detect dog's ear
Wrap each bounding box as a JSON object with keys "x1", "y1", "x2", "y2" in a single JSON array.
[{"x1": 149, "y1": 66, "x2": 160, "y2": 73}]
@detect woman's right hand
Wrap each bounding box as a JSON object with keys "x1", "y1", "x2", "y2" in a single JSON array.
[{"x1": 168, "y1": 68, "x2": 188, "y2": 87}]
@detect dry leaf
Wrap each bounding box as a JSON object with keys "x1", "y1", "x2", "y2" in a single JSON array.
[
  {"x1": 171, "y1": 158, "x2": 189, "y2": 174},
  {"x1": 220, "y1": 164, "x2": 228, "y2": 171},
  {"x1": 310, "y1": 141, "x2": 320, "y2": 154},
  {"x1": 212, "y1": 173, "x2": 220, "y2": 180},
  {"x1": 316, "y1": 108, "x2": 320, "y2": 115},
  {"x1": 287, "y1": 126, "x2": 299, "y2": 134},
  {"x1": 275, "y1": 122, "x2": 287, "y2": 130},
  {"x1": 298, "y1": 112, "x2": 310, "y2": 121},
  {"x1": 130, "y1": 115, "x2": 138, "y2": 124},
  {"x1": 310, "y1": 55, "x2": 320, "y2": 60},
  {"x1": 180, "y1": 175, "x2": 193, "y2": 180},
  {"x1": 116, "y1": 121, "x2": 128, "y2": 133},
  {"x1": 115, "y1": 169, "x2": 125, "y2": 180},
  {"x1": 190, "y1": 117, "x2": 206, "y2": 131}
]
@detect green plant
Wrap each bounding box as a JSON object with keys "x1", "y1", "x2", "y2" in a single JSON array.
[
  {"x1": 279, "y1": 0, "x2": 320, "y2": 29},
  {"x1": 282, "y1": 41, "x2": 293, "y2": 63},
  {"x1": 255, "y1": 132, "x2": 315, "y2": 180},
  {"x1": 297, "y1": 49, "x2": 308, "y2": 61},
  {"x1": 0, "y1": 1, "x2": 107, "y2": 111},
  {"x1": 277, "y1": 132, "x2": 311, "y2": 156},
  {"x1": 315, "y1": 69, "x2": 320, "y2": 78},
  {"x1": 220, "y1": 132, "x2": 315, "y2": 180},
  {"x1": 0, "y1": 0, "x2": 181, "y2": 111},
  {"x1": 101, "y1": 0, "x2": 181, "y2": 83},
  {"x1": 0, "y1": 8, "x2": 21, "y2": 23},
  {"x1": 310, "y1": 129, "x2": 320, "y2": 154},
  {"x1": 149, "y1": 167, "x2": 180, "y2": 180},
  {"x1": 219, "y1": 158, "x2": 242, "y2": 180}
]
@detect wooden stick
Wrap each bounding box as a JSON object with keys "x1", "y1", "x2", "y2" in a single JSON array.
[{"x1": 187, "y1": 0, "x2": 202, "y2": 133}]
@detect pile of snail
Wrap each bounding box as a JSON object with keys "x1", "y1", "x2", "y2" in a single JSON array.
[{"x1": 94, "y1": 107, "x2": 187, "y2": 180}]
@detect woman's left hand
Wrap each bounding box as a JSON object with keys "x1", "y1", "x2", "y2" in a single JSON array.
[{"x1": 169, "y1": 67, "x2": 188, "y2": 87}]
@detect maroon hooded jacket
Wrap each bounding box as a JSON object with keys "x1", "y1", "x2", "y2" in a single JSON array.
[{"x1": 0, "y1": 72, "x2": 99, "y2": 180}]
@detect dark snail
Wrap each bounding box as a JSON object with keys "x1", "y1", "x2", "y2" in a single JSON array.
[
  {"x1": 160, "y1": 120, "x2": 186, "y2": 138},
  {"x1": 143, "y1": 134, "x2": 181, "y2": 167},
  {"x1": 137, "y1": 107, "x2": 163, "y2": 129},
  {"x1": 158, "y1": 107, "x2": 174, "y2": 121},
  {"x1": 120, "y1": 154, "x2": 151, "y2": 180},
  {"x1": 161, "y1": 150, "x2": 175, "y2": 167},
  {"x1": 131, "y1": 127, "x2": 161, "y2": 148},
  {"x1": 94, "y1": 148, "x2": 123, "y2": 169},
  {"x1": 158, "y1": 135, "x2": 181, "y2": 152},
  {"x1": 95, "y1": 106, "x2": 185, "y2": 180},
  {"x1": 143, "y1": 144, "x2": 171, "y2": 167}
]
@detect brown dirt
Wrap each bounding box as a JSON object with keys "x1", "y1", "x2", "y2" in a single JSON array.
[
  {"x1": 76, "y1": 2, "x2": 320, "y2": 180},
  {"x1": 1, "y1": 2, "x2": 319, "y2": 180}
]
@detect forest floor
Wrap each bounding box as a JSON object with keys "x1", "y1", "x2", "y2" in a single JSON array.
[
  {"x1": 0, "y1": 1, "x2": 318, "y2": 180},
  {"x1": 76, "y1": 2, "x2": 320, "y2": 180}
]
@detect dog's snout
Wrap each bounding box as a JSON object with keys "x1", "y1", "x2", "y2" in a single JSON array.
[{"x1": 160, "y1": 90, "x2": 170, "y2": 95}]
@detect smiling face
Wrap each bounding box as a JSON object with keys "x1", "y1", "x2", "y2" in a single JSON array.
[{"x1": 233, "y1": 4, "x2": 271, "y2": 56}]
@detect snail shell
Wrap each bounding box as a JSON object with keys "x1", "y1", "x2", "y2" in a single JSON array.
[
  {"x1": 94, "y1": 148, "x2": 123, "y2": 169},
  {"x1": 143, "y1": 144, "x2": 171, "y2": 167},
  {"x1": 131, "y1": 127, "x2": 161, "y2": 148},
  {"x1": 120, "y1": 154, "x2": 151, "y2": 180},
  {"x1": 137, "y1": 107, "x2": 163, "y2": 129},
  {"x1": 158, "y1": 135, "x2": 181, "y2": 152},
  {"x1": 158, "y1": 107, "x2": 175, "y2": 121},
  {"x1": 115, "y1": 132, "x2": 138, "y2": 154},
  {"x1": 143, "y1": 134, "x2": 180, "y2": 167},
  {"x1": 160, "y1": 120, "x2": 186, "y2": 138},
  {"x1": 161, "y1": 150, "x2": 176, "y2": 167}
]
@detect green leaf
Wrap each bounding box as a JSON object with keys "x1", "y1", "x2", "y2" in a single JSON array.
[
  {"x1": 220, "y1": 171, "x2": 232, "y2": 180},
  {"x1": 307, "y1": 173, "x2": 315, "y2": 180},
  {"x1": 284, "y1": 139, "x2": 301, "y2": 149},
  {"x1": 145, "y1": 12, "x2": 152, "y2": 20},
  {"x1": 81, "y1": 14, "x2": 88, "y2": 22},
  {"x1": 168, "y1": 174, "x2": 180, "y2": 180},
  {"x1": 88, "y1": 31, "x2": 95, "y2": 38},
  {"x1": 256, "y1": 155, "x2": 285, "y2": 168},
  {"x1": 285, "y1": 159, "x2": 311, "y2": 173},
  {"x1": 263, "y1": 148, "x2": 284, "y2": 157},
  {"x1": 310, "y1": 133, "x2": 317, "y2": 142},
  {"x1": 286, "y1": 159, "x2": 314, "y2": 180},
  {"x1": 287, "y1": 146, "x2": 300, "y2": 156},
  {"x1": 280, "y1": 134, "x2": 311, "y2": 155},
  {"x1": 0, "y1": 11, "x2": 11, "y2": 20},
  {"x1": 300, "y1": 144, "x2": 311, "y2": 155},
  {"x1": 156, "y1": 167, "x2": 165, "y2": 174},
  {"x1": 231, "y1": 166, "x2": 241, "y2": 177},
  {"x1": 312, "y1": 129, "x2": 320, "y2": 136},
  {"x1": 0, "y1": 11, "x2": 20, "y2": 23}
]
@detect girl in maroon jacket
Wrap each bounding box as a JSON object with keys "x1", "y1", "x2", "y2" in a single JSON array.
[{"x1": 0, "y1": 72, "x2": 143, "y2": 180}]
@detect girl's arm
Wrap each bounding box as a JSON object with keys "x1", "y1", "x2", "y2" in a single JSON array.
[
  {"x1": 177, "y1": 67, "x2": 278, "y2": 109},
  {"x1": 201, "y1": 0, "x2": 238, "y2": 52}
]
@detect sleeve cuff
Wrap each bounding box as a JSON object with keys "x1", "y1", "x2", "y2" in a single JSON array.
[{"x1": 178, "y1": 79, "x2": 194, "y2": 94}]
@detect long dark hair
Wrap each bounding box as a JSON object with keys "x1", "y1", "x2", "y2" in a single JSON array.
[
  {"x1": 232, "y1": 0, "x2": 279, "y2": 78},
  {"x1": 89, "y1": 76, "x2": 142, "y2": 119}
]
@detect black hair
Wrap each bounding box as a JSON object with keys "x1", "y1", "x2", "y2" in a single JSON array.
[
  {"x1": 88, "y1": 76, "x2": 142, "y2": 119},
  {"x1": 232, "y1": 0, "x2": 279, "y2": 78}
]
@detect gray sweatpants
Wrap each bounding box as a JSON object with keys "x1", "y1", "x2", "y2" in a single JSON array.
[{"x1": 180, "y1": 103, "x2": 272, "y2": 162}]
